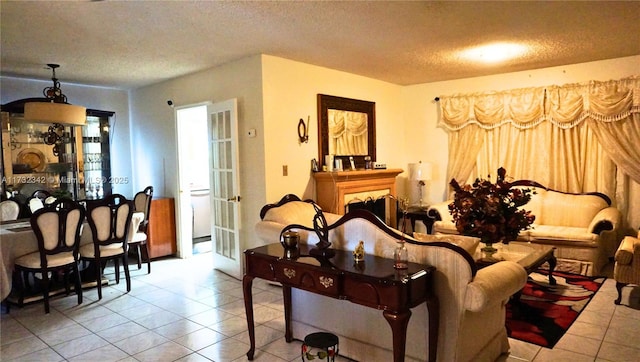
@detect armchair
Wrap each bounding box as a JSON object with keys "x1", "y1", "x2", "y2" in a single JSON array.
[{"x1": 614, "y1": 230, "x2": 640, "y2": 305}]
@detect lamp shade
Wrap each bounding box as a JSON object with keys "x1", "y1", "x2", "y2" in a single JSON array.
[
  {"x1": 409, "y1": 161, "x2": 432, "y2": 181},
  {"x1": 24, "y1": 102, "x2": 87, "y2": 126}
]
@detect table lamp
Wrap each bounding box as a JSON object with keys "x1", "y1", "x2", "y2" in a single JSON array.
[{"x1": 408, "y1": 161, "x2": 432, "y2": 207}]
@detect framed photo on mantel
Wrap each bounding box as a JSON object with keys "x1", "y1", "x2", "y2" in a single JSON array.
[{"x1": 317, "y1": 94, "x2": 375, "y2": 170}]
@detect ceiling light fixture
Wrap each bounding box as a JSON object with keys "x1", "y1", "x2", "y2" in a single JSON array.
[
  {"x1": 23, "y1": 64, "x2": 86, "y2": 126},
  {"x1": 461, "y1": 42, "x2": 529, "y2": 64}
]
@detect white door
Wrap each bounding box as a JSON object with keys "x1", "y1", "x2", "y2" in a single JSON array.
[{"x1": 208, "y1": 99, "x2": 242, "y2": 279}]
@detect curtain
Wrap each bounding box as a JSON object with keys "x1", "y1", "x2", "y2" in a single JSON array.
[
  {"x1": 438, "y1": 76, "x2": 640, "y2": 231},
  {"x1": 328, "y1": 109, "x2": 368, "y2": 155}
]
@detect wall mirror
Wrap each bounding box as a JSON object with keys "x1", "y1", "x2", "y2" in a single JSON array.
[{"x1": 317, "y1": 94, "x2": 375, "y2": 169}]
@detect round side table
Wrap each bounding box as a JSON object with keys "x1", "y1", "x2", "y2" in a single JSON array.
[{"x1": 301, "y1": 332, "x2": 339, "y2": 361}]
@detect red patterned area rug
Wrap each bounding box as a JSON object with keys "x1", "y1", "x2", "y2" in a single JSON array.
[{"x1": 506, "y1": 270, "x2": 605, "y2": 348}]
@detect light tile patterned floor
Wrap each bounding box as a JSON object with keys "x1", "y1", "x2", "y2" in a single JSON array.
[{"x1": 1, "y1": 253, "x2": 639, "y2": 362}]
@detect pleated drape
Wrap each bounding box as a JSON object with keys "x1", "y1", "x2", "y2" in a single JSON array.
[
  {"x1": 437, "y1": 76, "x2": 639, "y2": 230},
  {"x1": 328, "y1": 109, "x2": 368, "y2": 155}
]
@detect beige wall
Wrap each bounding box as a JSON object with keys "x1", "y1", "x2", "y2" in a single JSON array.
[
  {"x1": 401, "y1": 55, "x2": 640, "y2": 205},
  {"x1": 261, "y1": 55, "x2": 405, "y2": 203}
]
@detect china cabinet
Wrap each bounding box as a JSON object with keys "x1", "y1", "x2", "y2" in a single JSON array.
[{"x1": 0, "y1": 108, "x2": 114, "y2": 203}]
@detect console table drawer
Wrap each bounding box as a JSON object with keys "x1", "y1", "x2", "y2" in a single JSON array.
[
  {"x1": 274, "y1": 264, "x2": 341, "y2": 297},
  {"x1": 245, "y1": 254, "x2": 275, "y2": 281}
]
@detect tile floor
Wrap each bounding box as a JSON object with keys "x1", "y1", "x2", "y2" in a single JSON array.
[{"x1": 1, "y1": 253, "x2": 639, "y2": 362}]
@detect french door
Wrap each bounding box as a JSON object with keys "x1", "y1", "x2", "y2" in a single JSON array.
[{"x1": 208, "y1": 99, "x2": 241, "y2": 279}]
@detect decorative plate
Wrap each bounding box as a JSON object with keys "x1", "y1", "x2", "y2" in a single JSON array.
[{"x1": 16, "y1": 148, "x2": 46, "y2": 172}]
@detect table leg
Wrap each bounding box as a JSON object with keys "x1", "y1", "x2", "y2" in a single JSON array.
[
  {"x1": 242, "y1": 275, "x2": 255, "y2": 360},
  {"x1": 283, "y1": 285, "x2": 292, "y2": 342},
  {"x1": 426, "y1": 295, "x2": 439, "y2": 362},
  {"x1": 383, "y1": 309, "x2": 411, "y2": 362},
  {"x1": 547, "y1": 254, "x2": 557, "y2": 285}
]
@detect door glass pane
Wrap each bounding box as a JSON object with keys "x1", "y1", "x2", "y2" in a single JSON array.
[
  {"x1": 224, "y1": 110, "x2": 231, "y2": 139},
  {"x1": 226, "y1": 172, "x2": 233, "y2": 200},
  {"x1": 221, "y1": 198, "x2": 228, "y2": 228},
  {"x1": 218, "y1": 171, "x2": 227, "y2": 199},
  {"x1": 210, "y1": 114, "x2": 218, "y2": 139},
  {"x1": 217, "y1": 113, "x2": 224, "y2": 141},
  {"x1": 215, "y1": 228, "x2": 223, "y2": 255},
  {"x1": 227, "y1": 202, "x2": 235, "y2": 229},
  {"x1": 226, "y1": 230, "x2": 236, "y2": 260},
  {"x1": 225, "y1": 142, "x2": 232, "y2": 170},
  {"x1": 211, "y1": 141, "x2": 218, "y2": 169},
  {"x1": 217, "y1": 142, "x2": 225, "y2": 169}
]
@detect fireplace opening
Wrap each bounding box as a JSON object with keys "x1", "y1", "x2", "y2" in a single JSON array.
[{"x1": 345, "y1": 197, "x2": 387, "y2": 223}]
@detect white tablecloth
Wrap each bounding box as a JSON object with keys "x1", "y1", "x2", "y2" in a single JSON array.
[{"x1": 0, "y1": 212, "x2": 144, "y2": 300}]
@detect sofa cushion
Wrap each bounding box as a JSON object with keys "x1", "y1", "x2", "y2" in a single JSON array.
[
  {"x1": 528, "y1": 225, "x2": 598, "y2": 245},
  {"x1": 541, "y1": 191, "x2": 608, "y2": 228}
]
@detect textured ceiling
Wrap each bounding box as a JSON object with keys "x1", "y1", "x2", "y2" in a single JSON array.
[{"x1": 1, "y1": 1, "x2": 639, "y2": 90}]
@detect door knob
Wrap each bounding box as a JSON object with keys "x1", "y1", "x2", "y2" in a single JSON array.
[{"x1": 227, "y1": 196, "x2": 241, "y2": 202}]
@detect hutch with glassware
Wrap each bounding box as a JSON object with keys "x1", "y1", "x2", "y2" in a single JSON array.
[{"x1": 1, "y1": 106, "x2": 114, "y2": 205}]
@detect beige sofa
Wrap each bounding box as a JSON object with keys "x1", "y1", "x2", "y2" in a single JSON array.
[
  {"x1": 428, "y1": 181, "x2": 622, "y2": 276},
  {"x1": 255, "y1": 195, "x2": 527, "y2": 362}
]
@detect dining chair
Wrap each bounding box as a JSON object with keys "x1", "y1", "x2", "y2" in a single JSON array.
[
  {"x1": 0, "y1": 200, "x2": 20, "y2": 221},
  {"x1": 79, "y1": 194, "x2": 134, "y2": 300},
  {"x1": 13, "y1": 198, "x2": 85, "y2": 313},
  {"x1": 129, "y1": 186, "x2": 153, "y2": 273}
]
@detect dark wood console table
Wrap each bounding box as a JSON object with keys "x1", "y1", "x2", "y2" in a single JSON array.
[{"x1": 243, "y1": 243, "x2": 438, "y2": 362}]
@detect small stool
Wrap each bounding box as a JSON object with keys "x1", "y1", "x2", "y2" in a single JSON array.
[{"x1": 301, "y1": 332, "x2": 339, "y2": 361}]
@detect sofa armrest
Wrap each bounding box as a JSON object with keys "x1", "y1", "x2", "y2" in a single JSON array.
[
  {"x1": 427, "y1": 201, "x2": 453, "y2": 222},
  {"x1": 615, "y1": 236, "x2": 640, "y2": 265},
  {"x1": 464, "y1": 261, "x2": 527, "y2": 312},
  {"x1": 588, "y1": 206, "x2": 621, "y2": 234}
]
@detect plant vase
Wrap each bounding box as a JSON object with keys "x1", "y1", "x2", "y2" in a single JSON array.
[{"x1": 480, "y1": 242, "x2": 499, "y2": 260}]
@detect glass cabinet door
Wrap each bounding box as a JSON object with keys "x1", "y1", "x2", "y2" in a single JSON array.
[
  {"x1": 81, "y1": 114, "x2": 112, "y2": 199},
  {"x1": 1, "y1": 109, "x2": 114, "y2": 203},
  {"x1": 1, "y1": 113, "x2": 79, "y2": 200}
]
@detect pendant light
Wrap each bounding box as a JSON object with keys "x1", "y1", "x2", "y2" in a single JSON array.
[{"x1": 23, "y1": 64, "x2": 86, "y2": 126}]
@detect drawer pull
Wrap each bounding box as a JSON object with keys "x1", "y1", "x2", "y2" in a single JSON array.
[
  {"x1": 283, "y1": 268, "x2": 296, "y2": 279},
  {"x1": 319, "y1": 276, "x2": 334, "y2": 288}
]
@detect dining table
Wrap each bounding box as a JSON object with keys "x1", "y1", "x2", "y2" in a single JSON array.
[{"x1": 0, "y1": 212, "x2": 144, "y2": 301}]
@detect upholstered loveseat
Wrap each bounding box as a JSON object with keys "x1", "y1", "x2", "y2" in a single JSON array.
[
  {"x1": 255, "y1": 195, "x2": 527, "y2": 362},
  {"x1": 428, "y1": 181, "x2": 622, "y2": 276}
]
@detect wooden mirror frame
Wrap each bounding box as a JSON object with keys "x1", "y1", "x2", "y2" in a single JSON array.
[{"x1": 317, "y1": 94, "x2": 376, "y2": 169}]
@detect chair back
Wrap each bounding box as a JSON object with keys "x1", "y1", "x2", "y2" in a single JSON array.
[
  {"x1": 133, "y1": 186, "x2": 153, "y2": 233},
  {"x1": 86, "y1": 194, "x2": 134, "y2": 249},
  {"x1": 30, "y1": 199, "x2": 85, "y2": 265},
  {"x1": 0, "y1": 200, "x2": 20, "y2": 221},
  {"x1": 32, "y1": 190, "x2": 51, "y2": 201},
  {"x1": 28, "y1": 197, "x2": 45, "y2": 213}
]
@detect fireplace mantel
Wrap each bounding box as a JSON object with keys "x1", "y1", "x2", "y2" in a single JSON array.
[{"x1": 313, "y1": 168, "x2": 403, "y2": 225}]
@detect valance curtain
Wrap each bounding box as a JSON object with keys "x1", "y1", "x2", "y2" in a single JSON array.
[
  {"x1": 328, "y1": 109, "x2": 368, "y2": 155},
  {"x1": 438, "y1": 76, "x2": 640, "y2": 231}
]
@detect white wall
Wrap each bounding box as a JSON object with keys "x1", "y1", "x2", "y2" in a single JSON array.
[
  {"x1": 0, "y1": 76, "x2": 132, "y2": 196},
  {"x1": 261, "y1": 55, "x2": 405, "y2": 204},
  {"x1": 401, "y1": 55, "x2": 640, "y2": 204}
]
